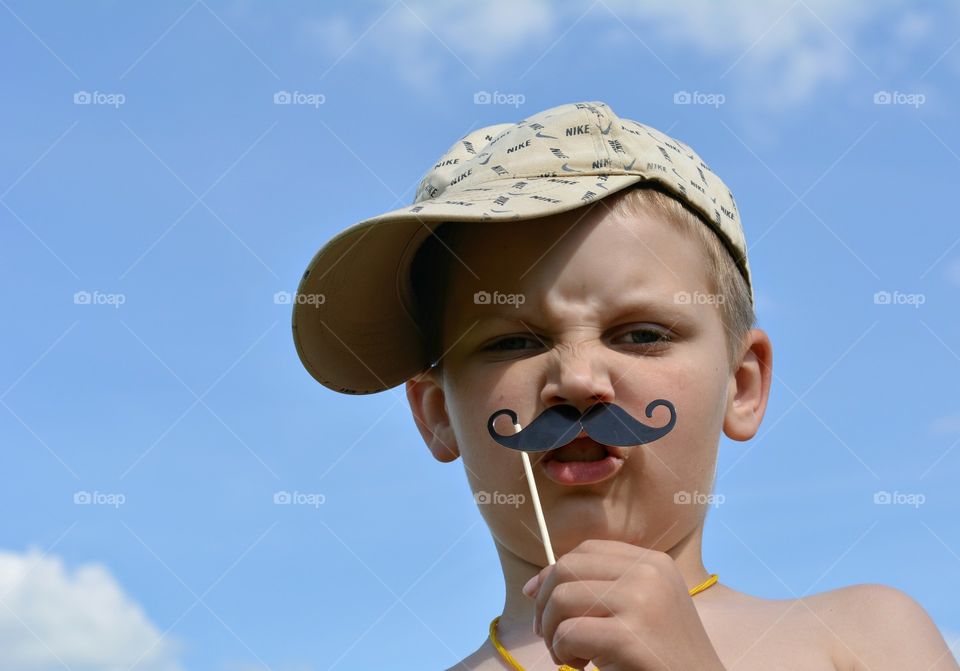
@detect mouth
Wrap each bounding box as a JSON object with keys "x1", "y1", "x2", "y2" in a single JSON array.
[
  {"x1": 539, "y1": 433, "x2": 627, "y2": 486},
  {"x1": 540, "y1": 432, "x2": 628, "y2": 463}
]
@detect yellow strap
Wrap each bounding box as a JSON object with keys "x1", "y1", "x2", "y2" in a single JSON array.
[{"x1": 489, "y1": 573, "x2": 719, "y2": 671}]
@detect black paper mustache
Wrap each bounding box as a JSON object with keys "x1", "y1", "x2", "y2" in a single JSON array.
[{"x1": 487, "y1": 400, "x2": 677, "y2": 452}]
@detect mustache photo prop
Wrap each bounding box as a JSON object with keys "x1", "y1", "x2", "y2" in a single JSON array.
[
  {"x1": 487, "y1": 400, "x2": 677, "y2": 452},
  {"x1": 486, "y1": 400, "x2": 677, "y2": 565}
]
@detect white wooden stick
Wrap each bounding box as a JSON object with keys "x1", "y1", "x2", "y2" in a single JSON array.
[{"x1": 515, "y1": 422, "x2": 556, "y2": 565}]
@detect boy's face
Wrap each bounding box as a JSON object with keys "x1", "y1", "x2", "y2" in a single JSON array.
[{"x1": 407, "y1": 194, "x2": 769, "y2": 563}]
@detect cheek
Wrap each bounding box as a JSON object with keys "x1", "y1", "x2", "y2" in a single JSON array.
[
  {"x1": 669, "y1": 351, "x2": 728, "y2": 423},
  {"x1": 450, "y1": 406, "x2": 525, "y2": 493},
  {"x1": 627, "y1": 363, "x2": 724, "y2": 471},
  {"x1": 447, "y1": 378, "x2": 532, "y2": 482}
]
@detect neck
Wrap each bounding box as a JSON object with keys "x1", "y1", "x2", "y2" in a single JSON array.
[{"x1": 491, "y1": 522, "x2": 714, "y2": 654}]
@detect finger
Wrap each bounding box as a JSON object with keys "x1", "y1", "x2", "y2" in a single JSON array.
[
  {"x1": 534, "y1": 553, "x2": 635, "y2": 631},
  {"x1": 523, "y1": 563, "x2": 553, "y2": 598},
  {"x1": 570, "y1": 538, "x2": 653, "y2": 558},
  {"x1": 571, "y1": 539, "x2": 676, "y2": 575},
  {"x1": 540, "y1": 580, "x2": 617, "y2": 650},
  {"x1": 527, "y1": 541, "x2": 649, "y2": 599},
  {"x1": 549, "y1": 615, "x2": 620, "y2": 669}
]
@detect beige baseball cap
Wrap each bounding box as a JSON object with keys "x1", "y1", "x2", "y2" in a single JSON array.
[{"x1": 292, "y1": 100, "x2": 752, "y2": 395}]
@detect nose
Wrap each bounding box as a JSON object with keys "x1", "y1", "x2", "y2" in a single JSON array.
[{"x1": 540, "y1": 344, "x2": 615, "y2": 415}]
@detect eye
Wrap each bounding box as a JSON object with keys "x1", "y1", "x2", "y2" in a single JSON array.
[
  {"x1": 483, "y1": 335, "x2": 544, "y2": 351},
  {"x1": 483, "y1": 327, "x2": 672, "y2": 353},
  {"x1": 613, "y1": 327, "x2": 672, "y2": 348}
]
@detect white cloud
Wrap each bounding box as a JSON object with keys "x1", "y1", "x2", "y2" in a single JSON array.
[
  {"x1": 298, "y1": 0, "x2": 895, "y2": 105},
  {"x1": 0, "y1": 548, "x2": 183, "y2": 671},
  {"x1": 294, "y1": 0, "x2": 960, "y2": 112},
  {"x1": 301, "y1": 0, "x2": 556, "y2": 92},
  {"x1": 602, "y1": 0, "x2": 867, "y2": 108}
]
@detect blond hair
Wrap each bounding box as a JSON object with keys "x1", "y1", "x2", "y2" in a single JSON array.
[{"x1": 606, "y1": 184, "x2": 756, "y2": 372}]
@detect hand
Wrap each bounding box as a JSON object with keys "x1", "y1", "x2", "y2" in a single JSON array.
[{"x1": 522, "y1": 539, "x2": 726, "y2": 671}]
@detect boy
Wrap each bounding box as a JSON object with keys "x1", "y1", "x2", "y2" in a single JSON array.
[{"x1": 292, "y1": 101, "x2": 957, "y2": 670}]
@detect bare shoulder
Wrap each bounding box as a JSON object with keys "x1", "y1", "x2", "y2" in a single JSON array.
[
  {"x1": 804, "y1": 583, "x2": 959, "y2": 671},
  {"x1": 441, "y1": 643, "x2": 503, "y2": 671}
]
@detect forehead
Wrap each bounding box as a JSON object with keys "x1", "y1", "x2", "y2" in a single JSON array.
[{"x1": 442, "y1": 198, "x2": 713, "y2": 323}]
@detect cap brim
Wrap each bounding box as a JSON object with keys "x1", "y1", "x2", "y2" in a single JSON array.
[{"x1": 292, "y1": 172, "x2": 645, "y2": 394}]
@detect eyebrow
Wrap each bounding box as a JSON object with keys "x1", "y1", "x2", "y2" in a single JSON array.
[{"x1": 470, "y1": 292, "x2": 693, "y2": 326}]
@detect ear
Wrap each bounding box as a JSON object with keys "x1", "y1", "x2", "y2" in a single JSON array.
[
  {"x1": 406, "y1": 370, "x2": 460, "y2": 463},
  {"x1": 723, "y1": 327, "x2": 773, "y2": 441}
]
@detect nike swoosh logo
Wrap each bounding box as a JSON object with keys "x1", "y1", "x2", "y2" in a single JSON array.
[
  {"x1": 600, "y1": 121, "x2": 613, "y2": 135},
  {"x1": 535, "y1": 131, "x2": 557, "y2": 139},
  {"x1": 489, "y1": 208, "x2": 513, "y2": 213},
  {"x1": 477, "y1": 153, "x2": 492, "y2": 165},
  {"x1": 561, "y1": 163, "x2": 582, "y2": 172},
  {"x1": 623, "y1": 158, "x2": 636, "y2": 170}
]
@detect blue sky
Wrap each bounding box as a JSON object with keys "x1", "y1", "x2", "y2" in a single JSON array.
[{"x1": 1, "y1": 1, "x2": 959, "y2": 669}]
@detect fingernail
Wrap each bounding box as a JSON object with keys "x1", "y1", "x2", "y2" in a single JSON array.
[{"x1": 522, "y1": 575, "x2": 538, "y2": 596}]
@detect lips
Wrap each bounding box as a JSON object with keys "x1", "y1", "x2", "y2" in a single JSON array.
[{"x1": 540, "y1": 445, "x2": 626, "y2": 485}]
